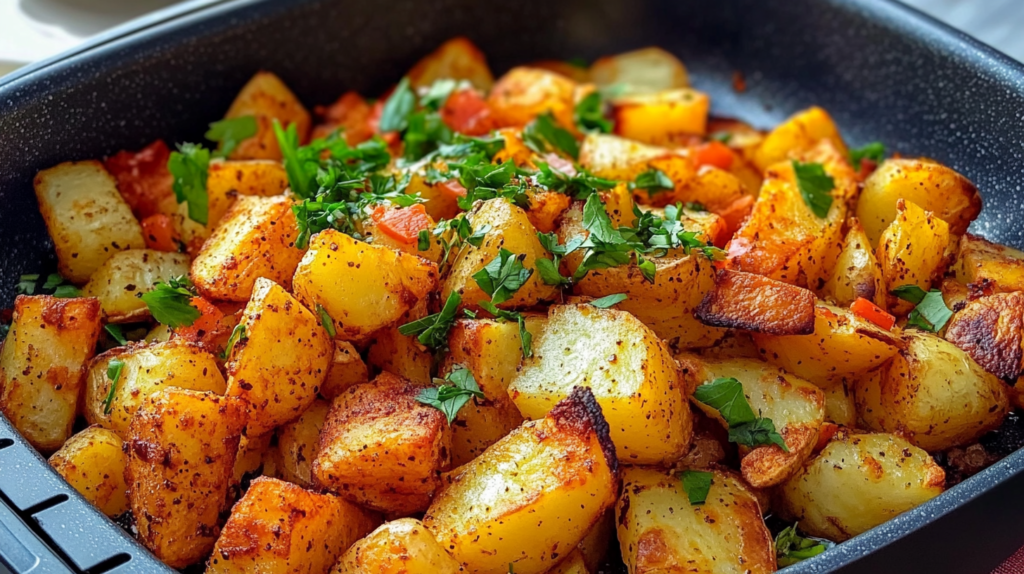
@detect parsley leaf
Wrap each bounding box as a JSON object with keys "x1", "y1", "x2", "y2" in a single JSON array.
[
  {"x1": 535, "y1": 232, "x2": 578, "y2": 287},
  {"x1": 104, "y1": 324, "x2": 129, "y2": 346},
  {"x1": 791, "y1": 160, "x2": 834, "y2": 218},
  {"x1": 729, "y1": 417, "x2": 788, "y2": 451},
  {"x1": 103, "y1": 359, "x2": 125, "y2": 415},
  {"x1": 535, "y1": 161, "x2": 616, "y2": 200},
  {"x1": 523, "y1": 112, "x2": 580, "y2": 160},
  {"x1": 416, "y1": 366, "x2": 485, "y2": 424},
  {"x1": 168, "y1": 143, "x2": 211, "y2": 225},
  {"x1": 221, "y1": 324, "x2": 247, "y2": 360},
  {"x1": 44, "y1": 274, "x2": 81, "y2": 298},
  {"x1": 680, "y1": 470, "x2": 713, "y2": 505},
  {"x1": 317, "y1": 304, "x2": 336, "y2": 338},
  {"x1": 589, "y1": 293, "x2": 628, "y2": 308},
  {"x1": 849, "y1": 142, "x2": 886, "y2": 171},
  {"x1": 403, "y1": 110, "x2": 454, "y2": 161},
  {"x1": 140, "y1": 276, "x2": 201, "y2": 329},
  {"x1": 399, "y1": 291, "x2": 461, "y2": 350},
  {"x1": 629, "y1": 168, "x2": 674, "y2": 195},
  {"x1": 472, "y1": 249, "x2": 534, "y2": 306},
  {"x1": 421, "y1": 79, "x2": 460, "y2": 111},
  {"x1": 776, "y1": 523, "x2": 831, "y2": 567},
  {"x1": 379, "y1": 77, "x2": 416, "y2": 132},
  {"x1": 693, "y1": 377, "x2": 788, "y2": 451},
  {"x1": 418, "y1": 229, "x2": 431, "y2": 251},
  {"x1": 892, "y1": 285, "x2": 952, "y2": 332},
  {"x1": 709, "y1": 131, "x2": 732, "y2": 144},
  {"x1": 206, "y1": 116, "x2": 258, "y2": 158},
  {"x1": 16, "y1": 274, "x2": 39, "y2": 295},
  {"x1": 574, "y1": 92, "x2": 613, "y2": 134}
]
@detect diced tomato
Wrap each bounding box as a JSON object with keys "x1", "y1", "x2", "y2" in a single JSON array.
[
  {"x1": 104, "y1": 140, "x2": 174, "y2": 219},
  {"x1": 371, "y1": 204, "x2": 433, "y2": 244},
  {"x1": 312, "y1": 91, "x2": 375, "y2": 144},
  {"x1": 441, "y1": 89, "x2": 496, "y2": 136},
  {"x1": 437, "y1": 179, "x2": 467, "y2": 200},
  {"x1": 174, "y1": 297, "x2": 225, "y2": 344},
  {"x1": 850, "y1": 297, "x2": 896, "y2": 331},
  {"x1": 694, "y1": 140, "x2": 735, "y2": 170},
  {"x1": 140, "y1": 214, "x2": 179, "y2": 252},
  {"x1": 542, "y1": 152, "x2": 577, "y2": 176},
  {"x1": 814, "y1": 422, "x2": 840, "y2": 453},
  {"x1": 712, "y1": 195, "x2": 755, "y2": 239}
]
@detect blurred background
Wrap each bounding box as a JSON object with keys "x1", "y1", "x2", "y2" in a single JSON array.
[{"x1": 1, "y1": 0, "x2": 1024, "y2": 79}]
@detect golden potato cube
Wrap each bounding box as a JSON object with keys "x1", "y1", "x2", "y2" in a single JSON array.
[
  {"x1": 590, "y1": 47, "x2": 689, "y2": 94},
  {"x1": 293, "y1": 229, "x2": 438, "y2": 343},
  {"x1": 488, "y1": 66, "x2": 579, "y2": 130},
  {"x1": 313, "y1": 372, "x2": 452, "y2": 516},
  {"x1": 277, "y1": 398, "x2": 330, "y2": 488},
  {"x1": 333, "y1": 518, "x2": 462, "y2": 574},
  {"x1": 819, "y1": 375, "x2": 858, "y2": 427},
  {"x1": 126, "y1": 389, "x2": 246, "y2": 568},
  {"x1": 877, "y1": 199, "x2": 953, "y2": 314},
  {"x1": 321, "y1": 340, "x2": 370, "y2": 400},
  {"x1": 945, "y1": 291, "x2": 1024, "y2": 380},
  {"x1": 226, "y1": 278, "x2": 333, "y2": 436},
  {"x1": 423, "y1": 387, "x2": 619, "y2": 574},
  {"x1": 81, "y1": 249, "x2": 190, "y2": 322},
  {"x1": 48, "y1": 426, "x2": 128, "y2": 517},
  {"x1": 366, "y1": 320, "x2": 433, "y2": 384},
  {"x1": 207, "y1": 476, "x2": 380, "y2": 574},
  {"x1": 33, "y1": 160, "x2": 145, "y2": 283},
  {"x1": 695, "y1": 269, "x2": 817, "y2": 336},
  {"x1": 777, "y1": 432, "x2": 945, "y2": 541},
  {"x1": 616, "y1": 467, "x2": 775, "y2": 574},
  {"x1": 821, "y1": 217, "x2": 886, "y2": 308},
  {"x1": 753, "y1": 106, "x2": 848, "y2": 172},
  {"x1": 955, "y1": 233, "x2": 1024, "y2": 293},
  {"x1": 525, "y1": 189, "x2": 573, "y2": 234},
  {"x1": 191, "y1": 194, "x2": 305, "y2": 302},
  {"x1": 224, "y1": 71, "x2": 311, "y2": 160},
  {"x1": 408, "y1": 36, "x2": 494, "y2": 91},
  {"x1": 0, "y1": 295, "x2": 101, "y2": 452},
  {"x1": 612, "y1": 88, "x2": 709, "y2": 143},
  {"x1": 509, "y1": 304, "x2": 691, "y2": 465}
]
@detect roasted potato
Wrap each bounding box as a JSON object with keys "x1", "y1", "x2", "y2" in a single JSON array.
[
  {"x1": 423, "y1": 387, "x2": 619, "y2": 574},
  {"x1": 546, "y1": 550, "x2": 589, "y2": 574},
  {"x1": 954, "y1": 233, "x2": 1024, "y2": 293},
  {"x1": 945, "y1": 291, "x2": 1024, "y2": 380},
  {"x1": 877, "y1": 199, "x2": 953, "y2": 314},
  {"x1": 777, "y1": 431, "x2": 945, "y2": 541},
  {"x1": 0, "y1": 295, "x2": 101, "y2": 452},
  {"x1": 487, "y1": 66, "x2": 579, "y2": 131},
  {"x1": 821, "y1": 217, "x2": 887, "y2": 308},
  {"x1": 590, "y1": 47, "x2": 689, "y2": 94},
  {"x1": 48, "y1": 426, "x2": 128, "y2": 517},
  {"x1": 408, "y1": 36, "x2": 494, "y2": 91},
  {"x1": 366, "y1": 322, "x2": 433, "y2": 384},
  {"x1": 819, "y1": 375, "x2": 858, "y2": 427},
  {"x1": 33, "y1": 160, "x2": 145, "y2": 283},
  {"x1": 321, "y1": 340, "x2": 370, "y2": 400},
  {"x1": 277, "y1": 398, "x2": 330, "y2": 487},
  {"x1": 233, "y1": 431, "x2": 273, "y2": 485},
  {"x1": 578, "y1": 511, "x2": 615, "y2": 573},
  {"x1": 81, "y1": 249, "x2": 190, "y2": 322},
  {"x1": 695, "y1": 269, "x2": 816, "y2": 335},
  {"x1": 612, "y1": 88, "x2": 710, "y2": 143},
  {"x1": 333, "y1": 518, "x2": 462, "y2": 574},
  {"x1": 752, "y1": 106, "x2": 848, "y2": 172},
  {"x1": 509, "y1": 304, "x2": 690, "y2": 465},
  {"x1": 223, "y1": 71, "x2": 311, "y2": 160}
]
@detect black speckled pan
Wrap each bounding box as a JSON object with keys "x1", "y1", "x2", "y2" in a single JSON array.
[{"x1": 2, "y1": 0, "x2": 1024, "y2": 572}]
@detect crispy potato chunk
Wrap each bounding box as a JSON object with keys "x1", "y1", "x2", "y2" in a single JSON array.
[
  {"x1": 509, "y1": 304, "x2": 690, "y2": 465},
  {"x1": 546, "y1": 550, "x2": 589, "y2": 574},
  {"x1": 777, "y1": 432, "x2": 944, "y2": 541},
  {"x1": 233, "y1": 432, "x2": 273, "y2": 485},
  {"x1": 126, "y1": 389, "x2": 246, "y2": 568},
  {"x1": 616, "y1": 467, "x2": 775, "y2": 574},
  {"x1": 612, "y1": 88, "x2": 709, "y2": 143},
  {"x1": 695, "y1": 269, "x2": 816, "y2": 336},
  {"x1": 34, "y1": 161, "x2": 145, "y2": 283},
  {"x1": 366, "y1": 321, "x2": 433, "y2": 384},
  {"x1": 321, "y1": 341, "x2": 369, "y2": 400},
  {"x1": 191, "y1": 195, "x2": 305, "y2": 302},
  {"x1": 408, "y1": 36, "x2": 494, "y2": 91},
  {"x1": 819, "y1": 375, "x2": 858, "y2": 427},
  {"x1": 423, "y1": 387, "x2": 619, "y2": 574},
  {"x1": 752, "y1": 106, "x2": 848, "y2": 172},
  {"x1": 277, "y1": 399, "x2": 330, "y2": 487},
  {"x1": 0, "y1": 295, "x2": 101, "y2": 452},
  {"x1": 590, "y1": 47, "x2": 689, "y2": 94},
  {"x1": 207, "y1": 477, "x2": 380, "y2": 574},
  {"x1": 48, "y1": 426, "x2": 128, "y2": 517},
  {"x1": 226, "y1": 278, "x2": 333, "y2": 436},
  {"x1": 877, "y1": 199, "x2": 953, "y2": 314},
  {"x1": 855, "y1": 331, "x2": 1009, "y2": 451},
  {"x1": 488, "y1": 67, "x2": 579, "y2": 130},
  {"x1": 945, "y1": 292, "x2": 1024, "y2": 380},
  {"x1": 955, "y1": 233, "x2": 1024, "y2": 293},
  {"x1": 313, "y1": 373, "x2": 452, "y2": 516},
  {"x1": 821, "y1": 218, "x2": 886, "y2": 308},
  {"x1": 333, "y1": 518, "x2": 462, "y2": 574},
  {"x1": 81, "y1": 249, "x2": 190, "y2": 322},
  {"x1": 293, "y1": 229, "x2": 438, "y2": 343},
  {"x1": 223, "y1": 71, "x2": 310, "y2": 160}
]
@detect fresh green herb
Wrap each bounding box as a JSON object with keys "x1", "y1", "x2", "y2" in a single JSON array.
[
  {"x1": 140, "y1": 276, "x2": 201, "y2": 329},
  {"x1": 709, "y1": 131, "x2": 732, "y2": 144},
  {"x1": 102, "y1": 359, "x2": 125, "y2": 415},
  {"x1": 0, "y1": 323, "x2": 8, "y2": 341},
  {"x1": 775, "y1": 523, "x2": 830, "y2": 566},
  {"x1": 680, "y1": 470, "x2": 713, "y2": 505},
  {"x1": 693, "y1": 377, "x2": 789, "y2": 451},
  {"x1": 684, "y1": 201, "x2": 707, "y2": 212},
  {"x1": 221, "y1": 324, "x2": 247, "y2": 360},
  {"x1": 433, "y1": 216, "x2": 490, "y2": 274},
  {"x1": 104, "y1": 324, "x2": 129, "y2": 346},
  {"x1": 379, "y1": 77, "x2": 416, "y2": 132},
  {"x1": 849, "y1": 142, "x2": 886, "y2": 171},
  {"x1": 16, "y1": 274, "x2": 39, "y2": 295},
  {"x1": 317, "y1": 304, "x2": 336, "y2": 338},
  {"x1": 478, "y1": 300, "x2": 532, "y2": 358},
  {"x1": 420, "y1": 79, "x2": 460, "y2": 111},
  {"x1": 574, "y1": 92, "x2": 613, "y2": 134},
  {"x1": 435, "y1": 133, "x2": 506, "y2": 160},
  {"x1": 535, "y1": 232, "x2": 580, "y2": 287},
  {"x1": 44, "y1": 274, "x2": 81, "y2": 298},
  {"x1": 892, "y1": 285, "x2": 953, "y2": 332},
  {"x1": 206, "y1": 116, "x2": 258, "y2": 158},
  {"x1": 535, "y1": 161, "x2": 616, "y2": 200},
  {"x1": 629, "y1": 168, "x2": 674, "y2": 195},
  {"x1": 168, "y1": 142, "x2": 211, "y2": 225},
  {"x1": 403, "y1": 110, "x2": 454, "y2": 161},
  {"x1": 791, "y1": 160, "x2": 834, "y2": 218},
  {"x1": 417, "y1": 229, "x2": 432, "y2": 251},
  {"x1": 399, "y1": 291, "x2": 462, "y2": 350},
  {"x1": 472, "y1": 249, "x2": 534, "y2": 306},
  {"x1": 523, "y1": 112, "x2": 580, "y2": 159},
  {"x1": 447, "y1": 156, "x2": 532, "y2": 211},
  {"x1": 416, "y1": 366, "x2": 485, "y2": 424},
  {"x1": 729, "y1": 417, "x2": 788, "y2": 451},
  {"x1": 589, "y1": 293, "x2": 628, "y2": 309}
]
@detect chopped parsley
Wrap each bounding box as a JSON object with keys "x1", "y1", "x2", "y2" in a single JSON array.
[
  {"x1": 206, "y1": 116, "x2": 258, "y2": 158},
  {"x1": 140, "y1": 276, "x2": 201, "y2": 329},
  {"x1": 417, "y1": 229, "x2": 431, "y2": 251},
  {"x1": 588, "y1": 293, "x2": 628, "y2": 308},
  {"x1": 523, "y1": 112, "x2": 580, "y2": 160},
  {"x1": 776, "y1": 523, "x2": 831, "y2": 566},
  {"x1": 168, "y1": 143, "x2": 211, "y2": 225},
  {"x1": 574, "y1": 92, "x2": 613, "y2": 134},
  {"x1": 104, "y1": 324, "x2": 129, "y2": 346},
  {"x1": 16, "y1": 274, "x2": 38, "y2": 295},
  {"x1": 378, "y1": 77, "x2": 417, "y2": 132},
  {"x1": 472, "y1": 249, "x2": 534, "y2": 306},
  {"x1": 221, "y1": 324, "x2": 247, "y2": 360},
  {"x1": 892, "y1": 285, "x2": 953, "y2": 332},
  {"x1": 535, "y1": 161, "x2": 616, "y2": 200},
  {"x1": 399, "y1": 291, "x2": 462, "y2": 351},
  {"x1": 317, "y1": 304, "x2": 336, "y2": 338},
  {"x1": 693, "y1": 377, "x2": 788, "y2": 451},
  {"x1": 448, "y1": 156, "x2": 531, "y2": 211},
  {"x1": 629, "y1": 168, "x2": 674, "y2": 195},
  {"x1": 791, "y1": 160, "x2": 834, "y2": 218},
  {"x1": 534, "y1": 232, "x2": 579, "y2": 287},
  {"x1": 416, "y1": 366, "x2": 485, "y2": 424},
  {"x1": 848, "y1": 142, "x2": 886, "y2": 171},
  {"x1": 102, "y1": 359, "x2": 125, "y2": 415},
  {"x1": 16, "y1": 273, "x2": 79, "y2": 298},
  {"x1": 680, "y1": 470, "x2": 713, "y2": 505}
]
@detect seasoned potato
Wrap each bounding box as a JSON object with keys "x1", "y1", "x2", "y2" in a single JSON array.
[
  {"x1": 81, "y1": 349, "x2": 121, "y2": 429},
  {"x1": 207, "y1": 477, "x2": 380, "y2": 574},
  {"x1": 321, "y1": 340, "x2": 369, "y2": 400},
  {"x1": 223, "y1": 71, "x2": 311, "y2": 160},
  {"x1": 233, "y1": 432, "x2": 273, "y2": 485},
  {"x1": 616, "y1": 467, "x2": 775, "y2": 574},
  {"x1": 48, "y1": 426, "x2": 128, "y2": 517},
  {"x1": 612, "y1": 88, "x2": 710, "y2": 143},
  {"x1": 954, "y1": 233, "x2": 1024, "y2": 293},
  {"x1": 277, "y1": 398, "x2": 330, "y2": 487},
  {"x1": 423, "y1": 387, "x2": 619, "y2": 574},
  {"x1": 509, "y1": 304, "x2": 690, "y2": 465},
  {"x1": 33, "y1": 161, "x2": 145, "y2": 283},
  {"x1": 855, "y1": 330, "x2": 1009, "y2": 451},
  {"x1": 877, "y1": 199, "x2": 953, "y2": 314},
  {"x1": 333, "y1": 518, "x2": 462, "y2": 574},
  {"x1": 405, "y1": 170, "x2": 461, "y2": 222},
  {"x1": 81, "y1": 249, "x2": 190, "y2": 322},
  {"x1": 819, "y1": 375, "x2": 858, "y2": 427},
  {"x1": 577, "y1": 511, "x2": 615, "y2": 573},
  {"x1": 525, "y1": 189, "x2": 573, "y2": 234},
  {"x1": 752, "y1": 106, "x2": 847, "y2": 172},
  {"x1": 821, "y1": 218, "x2": 886, "y2": 308},
  {"x1": 191, "y1": 194, "x2": 305, "y2": 302},
  {"x1": 695, "y1": 269, "x2": 816, "y2": 336},
  {"x1": 443, "y1": 198, "x2": 558, "y2": 311},
  {"x1": 590, "y1": 47, "x2": 689, "y2": 94},
  {"x1": 752, "y1": 303, "x2": 901, "y2": 384},
  {"x1": 0, "y1": 295, "x2": 101, "y2": 452},
  {"x1": 293, "y1": 229, "x2": 438, "y2": 343},
  {"x1": 126, "y1": 389, "x2": 246, "y2": 568},
  {"x1": 857, "y1": 158, "x2": 981, "y2": 245},
  {"x1": 488, "y1": 66, "x2": 579, "y2": 131},
  {"x1": 408, "y1": 36, "x2": 494, "y2": 91},
  {"x1": 366, "y1": 323, "x2": 433, "y2": 384},
  {"x1": 777, "y1": 431, "x2": 945, "y2": 541},
  {"x1": 546, "y1": 550, "x2": 589, "y2": 574},
  {"x1": 945, "y1": 292, "x2": 1024, "y2": 380},
  {"x1": 313, "y1": 373, "x2": 452, "y2": 516},
  {"x1": 226, "y1": 278, "x2": 333, "y2": 436}
]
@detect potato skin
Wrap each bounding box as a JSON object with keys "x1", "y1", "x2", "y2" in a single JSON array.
[
  {"x1": 955, "y1": 233, "x2": 1024, "y2": 293},
  {"x1": 224, "y1": 71, "x2": 311, "y2": 160},
  {"x1": 423, "y1": 387, "x2": 619, "y2": 574},
  {"x1": 126, "y1": 389, "x2": 246, "y2": 568},
  {"x1": 207, "y1": 477, "x2": 380, "y2": 574},
  {"x1": 777, "y1": 432, "x2": 945, "y2": 541},
  {"x1": 822, "y1": 217, "x2": 887, "y2": 309},
  {"x1": 487, "y1": 66, "x2": 578, "y2": 131},
  {"x1": 753, "y1": 106, "x2": 847, "y2": 172},
  {"x1": 81, "y1": 249, "x2": 190, "y2": 322},
  {"x1": 0, "y1": 295, "x2": 101, "y2": 452},
  {"x1": 945, "y1": 291, "x2": 1024, "y2": 380},
  {"x1": 616, "y1": 467, "x2": 775, "y2": 574},
  {"x1": 590, "y1": 47, "x2": 689, "y2": 94},
  {"x1": 696, "y1": 269, "x2": 816, "y2": 336},
  {"x1": 408, "y1": 36, "x2": 494, "y2": 91},
  {"x1": 877, "y1": 199, "x2": 953, "y2": 314},
  {"x1": 48, "y1": 426, "x2": 128, "y2": 517},
  {"x1": 333, "y1": 518, "x2": 462, "y2": 574},
  {"x1": 612, "y1": 88, "x2": 709, "y2": 144},
  {"x1": 277, "y1": 398, "x2": 330, "y2": 487}
]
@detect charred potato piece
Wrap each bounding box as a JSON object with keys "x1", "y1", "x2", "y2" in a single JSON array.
[
  {"x1": 48, "y1": 426, "x2": 128, "y2": 517},
  {"x1": 945, "y1": 291, "x2": 1024, "y2": 380},
  {"x1": 81, "y1": 249, "x2": 190, "y2": 322},
  {"x1": 487, "y1": 66, "x2": 579, "y2": 131},
  {"x1": 277, "y1": 398, "x2": 330, "y2": 487},
  {"x1": 612, "y1": 88, "x2": 710, "y2": 143},
  {"x1": 332, "y1": 518, "x2": 462, "y2": 574},
  {"x1": 752, "y1": 106, "x2": 847, "y2": 172},
  {"x1": 821, "y1": 217, "x2": 887, "y2": 308},
  {"x1": 408, "y1": 36, "x2": 494, "y2": 91},
  {"x1": 955, "y1": 233, "x2": 1024, "y2": 293},
  {"x1": 590, "y1": 47, "x2": 689, "y2": 94},
  {"x1": 321, "y1": 340, "x2": 370, "y2": 400},
  {"x1": 877, "y1": 199, "x2": 953, "y2": 315},
  {"x1": 223, "y1": 71, "x2": 311, "y2": 160},
  {"x1": 695, "y1": 269, "x2": 817, "y2": 336}
]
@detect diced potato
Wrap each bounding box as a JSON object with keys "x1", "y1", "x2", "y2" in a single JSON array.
[
  {"x1": 313, "y1": 373, "x2": 452, "y2": 516},
  {"x1": 224, "y1": 71, "x2": 311, "y2": 160},
  {"x1": 945, "y1": 292, "x2": 1024, "y2": 380},
  {"x1": 954, "y1": 233, "x2": 1024, "y2": 293},
  {"x1": 233, "y1": 431, "x2": 273, "y2": 485},
  {"x1": 820, "y1": 375, "x2": 858, "y2": 427},
  {"x1": 0, "y1": 295, "x2": 101, "y2": 452},
  {"x1": 423, "y1": 387, "x2": 619, "y2": 574},
  {"x1": 857, "y1": 158, "x2": 981, "y2": 245},
  {"x1": 688, "y1": 357, "x2": 825, "y2": 487},
  {"x1": 877, "y1": 199, "x2": 953, "y2": 314},
  {"x1": 546, "y1": 550, "x2": 589, "y2": 574},
  {"x1": 226, "y1": 278, "x2": 333, "y2": 436},
  {"x1": 277, "y1": 399, "x2": 330, "y2": 488},
  {"x1": 752, "y1": 106, "x2": 848, "y2": 172},
  {"x1": 777, "y1": 432, "x2": 945, "y2": 541},
  {"x1": 509, "y1": 304, "x2": 690, "y2": 465},
  {"x1": 443, "y1": 198, "x2": 558, "y2": 311},
  {"x1": 752, "y1": 303, "x2": 901, "y2": 384},
  {"x1": 590, "y1": 47, "x2": 689, "y2": 94},
  {"x1": 612, "y1": 88, "x2": 709, "y2": 143},
  {"x1": 405, "y1": 170, "x2": 461, "y2": 222},
  {"x1": 616, "y1": 467, "x2": 775, "y2": 574},
  {"x1": 821, "y1": 218, "x2": 886, "y2": 308},
  {"x1": 126, "y1": 389, "x2": 246, "y2": 568},
  {"x1": 81, "y1": 249, "x2": 190, "y2": 322},
  {"x1": 366, "y1": 320, "x2": 433, "y2": 384},
  {"x1": 601, "y1": 182, "x2": 636, "y2": 227},
  {"x1": 488, "y1": 66, "x2": 579, "y2": 131},
  {"x1": 526, "y1": 190, "x2": 573, "y2": 234},
  {"x1": 293, "y1": 229, "x2": 438, "y2": 343},
  {"x1": 33, "y1": 161, "x2": 145, "y2": 283},
  {"x1": 48, "y1": 426, "x2": 128, "y2": 517},
  {"x1": 854, "y1": 330, "x2": 1009, "y2": 451},
  {"x1": 332, "y1": 518, "x2": 462, "y2": 574},
  {"x1": 207, "y1": 477, "x2": 380, "y2": 574},
  {"x1": 321, "y1": 340, "x2": 370, "y2": 400},
  {"x1": 695, "y1": 330, "x2": 761, "y2": 361},
  {"x1": 695, "y1": 269, "x2": 816, "y2": 336},
  {"x1": 191, "y1": 194, "x2": 305, "y2": 302},
  {"x1": 408, "y1": 36, "x2": 494, "y2": 91}
]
